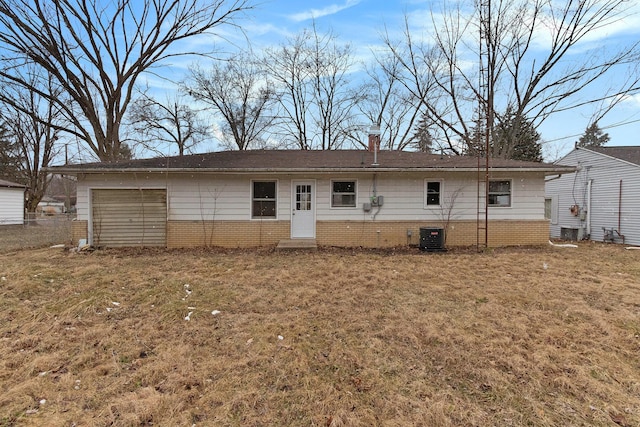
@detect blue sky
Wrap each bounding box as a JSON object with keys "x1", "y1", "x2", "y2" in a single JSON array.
[{"x1": 160, "y1": 0, "x2": 640, "y2": 160}]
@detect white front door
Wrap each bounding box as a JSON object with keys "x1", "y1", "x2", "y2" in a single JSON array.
[{"x1": 291, "y1": 181, "x2": 315, "y2": 238}]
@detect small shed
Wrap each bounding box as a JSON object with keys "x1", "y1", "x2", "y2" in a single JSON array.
[{"x1": 0, "y1": 179, "x2": 26, "y2": 225}]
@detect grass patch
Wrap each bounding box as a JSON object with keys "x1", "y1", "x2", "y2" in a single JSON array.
[{"x1": 1, "y1": 243, "x2": 639, "y2": 426}]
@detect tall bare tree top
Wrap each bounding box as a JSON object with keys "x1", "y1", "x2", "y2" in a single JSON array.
[{"x1": 0, "y1": 0, "x2": 252, "y2": 162}]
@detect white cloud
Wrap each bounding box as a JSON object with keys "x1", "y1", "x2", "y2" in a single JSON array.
[
  {"x1": 618, "y1": 93, "x2": 640, "y2": 109},
  {"x1": 288, "y1": 0, "x2": 362, "y2": 22}
]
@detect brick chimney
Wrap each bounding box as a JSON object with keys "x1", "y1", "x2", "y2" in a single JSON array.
[
  {"x1": 368, "y1": 125, "x2": 381, "y2": 152},
  {"x1": 368, "y1": 133, "x2": 380, "y2": 152}
]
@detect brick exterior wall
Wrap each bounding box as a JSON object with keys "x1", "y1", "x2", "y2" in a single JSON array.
[
  {"x1": 70, "y1": 219, "x2": 549, "y2": 248},
  {"x1": 167, "y1": 220, "x2": 290, "y2": 248},
  {"x1": 317, "y1": 220, "x2": 549, "y2": 248},
  {"x1": 72, "y1": 220, "x2": 88, "y2": 243}
]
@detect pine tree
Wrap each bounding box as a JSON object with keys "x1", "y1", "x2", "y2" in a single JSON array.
[
  {"x1": 410, "y1": 112, "x2": 434, "y2": 153},
  {"x1": 467, "y1": 107, "x2": 542, "y2": 161},
  {"x1": 493, "y1": 108, "x2": 542, "y2": 162},
  {"x1": 0, "y1": 120, "x2": 23, "y2": 182},
  {"x1": 576, "y1": 122, "x2": 609, "y2": 148}
]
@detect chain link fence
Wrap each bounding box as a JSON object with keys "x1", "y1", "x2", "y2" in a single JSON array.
[{"x1": 0, "y1": 214, "x2": 74, "y2": 252}]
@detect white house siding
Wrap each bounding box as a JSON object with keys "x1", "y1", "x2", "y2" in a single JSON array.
[
  {"x1": 78, "y1": 170, "x2": 547, "y2": 223},
  {"x1": 0, "y1": 186, "x2": 25, "y2": 225},
  {"x1": 546, "y1": 148, "x2": 640, "y2": 246}
]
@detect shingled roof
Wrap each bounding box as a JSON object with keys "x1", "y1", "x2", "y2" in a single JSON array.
[
  {"x1": 48, "y1": 149, "x2": 574, "y2": 174},
  {"x1": 0, "y1": 179, "x2": 26, "y2": 188},
  {"x1": 587, "y1": 146, "x2": 640, "y2": 166}
]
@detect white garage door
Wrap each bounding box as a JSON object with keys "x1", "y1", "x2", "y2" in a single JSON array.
[{"x1": 92, "y1": 189, "x2": 167, "y2": 247}]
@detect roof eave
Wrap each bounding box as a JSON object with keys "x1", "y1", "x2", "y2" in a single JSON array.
[{"x1": 47, "y1": 166, "x2": 576, "y2": 175}]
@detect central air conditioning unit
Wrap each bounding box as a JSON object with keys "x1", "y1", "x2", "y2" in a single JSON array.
[{"x1": 419, "y1": 227, "x2": 446, "y2": 252}]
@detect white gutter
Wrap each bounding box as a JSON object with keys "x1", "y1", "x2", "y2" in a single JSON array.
[{"x1": 48, "y1": 166, "x2": 577, "y2": 175}]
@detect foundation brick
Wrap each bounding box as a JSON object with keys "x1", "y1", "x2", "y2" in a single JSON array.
[{"x1": 73, "y1": 219, "x2": 549, "y2": 249}]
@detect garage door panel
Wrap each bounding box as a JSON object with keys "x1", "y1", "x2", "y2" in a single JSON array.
[{"x1": 92, "y1": 189, "x2": 167, "y2": 247}]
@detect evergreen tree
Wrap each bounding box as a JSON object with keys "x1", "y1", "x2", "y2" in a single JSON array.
[
  {"x1": 493, "y1": 107, "x2": 542, "y2": 162},
  {"x1": 410, "y1": 112, "x2": 434, "y2": 153},
  {"x1": 576, "y1": 122, "x2": 609, "y2": 148},
  {"x1": 0, "y1": 120, "x2": 23, "y2": 182},
  {"x1": 466, "y1": 107, "x2": 542, "y2": 161}
]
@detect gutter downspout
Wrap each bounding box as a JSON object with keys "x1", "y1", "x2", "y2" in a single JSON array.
[
  {"x1": 614, "y1": 179, "x2": 626, "y2": 243},
  {"x1": 586, "y1": 179, "x2": 592, "y2": 238}
]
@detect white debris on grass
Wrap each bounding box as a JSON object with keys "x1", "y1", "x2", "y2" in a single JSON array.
[
  {"x1": 1, "y1": 276, "x2": 7, "y2": 281},
  {"x1": 277, "y1": 335, "x2": 284, "y2": 340},
  {"x1": 184, "y1": 311, "x2": 193, "y2": 321},
  {"x1": 182, "y1": 284, "x2": 192, "y2": 301},
  {"x1": 625, "y1": 246, "x2": 640, "y2": 250},
  {"x1": 39, "y1": 399, "x2": 46, "y2": 405},
  {"x1": 548, "y1": 240, "x2": 578, "y2": 248},
  {"x1": 50, "y1": 244, "x2": 65, "y2": 249},
  {"x1": 246, "y1": 338, "x2": 254, "y2": 345},
  {"x1": 111, "y1": 302, "x2": 120, "y2": 306},
  {"x1": 211, "y1": 310, "x2": 221, "y2": 316},
  {"x1": 543, "y1": 262, "x2": 548, "y2": 270}
]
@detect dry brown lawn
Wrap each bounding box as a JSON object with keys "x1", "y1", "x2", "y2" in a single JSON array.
[{"x1": 1, "y1": 242, "x2": 639, "y2": 426}]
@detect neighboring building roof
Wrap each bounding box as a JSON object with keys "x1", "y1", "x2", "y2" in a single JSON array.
[
  {"x1": 48, "y1": 150, "x2": 574, "y2": 175},
  {"x1": 586, "y1": 146, "x2": 640, "y2": 166},
  {"x1": 0, "y1": 179, "x2": 26, "y2": 189}
]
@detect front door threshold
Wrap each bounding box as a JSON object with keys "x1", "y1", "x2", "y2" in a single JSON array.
[{"x1": 276, "y1": 239, "x2": 318, "y2": 251}]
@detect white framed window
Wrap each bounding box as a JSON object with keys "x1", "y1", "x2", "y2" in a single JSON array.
[
  {"x1": 252, "y1": 180, "x2": 277, "y2": 218},
  {"x1": 545, "y1": 195, "x2": 558, "y2": 224},
  {"x1": 331, "y1": 180, "x2": 357, "y2": 208},
  {"x1": 425, "y1": 180, "x2": 442, "y2": 207},
  {"x1": 488, "y1": 180, "x2": 511, "y2": 207}
]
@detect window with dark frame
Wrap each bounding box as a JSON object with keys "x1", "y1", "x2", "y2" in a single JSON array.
[
  {"x1": 426, "y1": 181, "x2": 441, "y2": 206},
  {"x1": 331, "y1": 181, "x2": 356, "y2": 207},
  {"x1": 488, "y1": 180, "x2": 511, "y2": 207},
  {"x1": 252, "y1": 181, "x2": 276, "y2": 218}
]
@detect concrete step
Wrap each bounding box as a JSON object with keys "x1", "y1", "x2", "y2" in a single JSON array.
[{"x1": 276, "y1": 239, "x2": 318, "y2": 251}]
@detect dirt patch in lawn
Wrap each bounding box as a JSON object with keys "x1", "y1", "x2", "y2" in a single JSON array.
[{"x1": 1, "y1": 243, "x2": 639, "y2": 426}]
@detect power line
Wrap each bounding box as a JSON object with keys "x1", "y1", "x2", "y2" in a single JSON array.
[{"x1": 543, "y1": 116, "x2": 640, "y2": 143}]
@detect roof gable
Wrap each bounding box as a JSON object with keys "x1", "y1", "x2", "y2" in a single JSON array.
[{"x1": 587, "y1": 146, "x2": 640, "y2": 166}]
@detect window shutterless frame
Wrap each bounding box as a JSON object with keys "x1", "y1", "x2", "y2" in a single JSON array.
[
  {"x1": 424, "y1": 179, "x2": 443, "y2": 207},
  {"x1": 251, "y1": 180, "x2": 277, "y2": 219},
  {"x1": 488, "y1": 179, "x2": 511, "y2": 207},
  {"x1": 331, "y1": 180, "x2": 357, "y2": 208}
]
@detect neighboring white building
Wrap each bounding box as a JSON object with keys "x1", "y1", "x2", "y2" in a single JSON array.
[
  {"x1": 0, "y1": 179, "x2": 26, "y2": 225},
  {"x1": 49, "y1": 150, "x2": 573, "y2": 248},
  {"x1": 545, "y1": 146, "x2": 640, "y2": 246}
]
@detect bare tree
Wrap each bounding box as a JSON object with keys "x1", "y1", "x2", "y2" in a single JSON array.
[
  {"x1": 263, "y1": 25, "x2": 360, "y2": 150},
  {"x1": 263, "y1": 31, "x2": 314, "y2": 149},
  {"x1": 0, "y1": 0, "x2": 252, "y2": 162},
  {"x1": 385, "y1": 0, "x2": 640, "y2": 156},
  {"x1": 355, "y1": 50, "x2": 426, "y2": 151},
  {"x1": 129, "y1": 92, "x2": 209, "y2": 156},
  {"x1": 307, "y1": 25, "x2": 361, "y2": 150},
  {"x1": 0, "y1": 70, "x2": 62, "y2": 212},
  {"x1": 185, "y1": 52, "x2": 275, "y2": 150}
]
